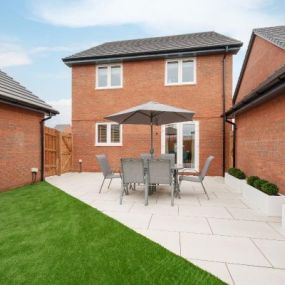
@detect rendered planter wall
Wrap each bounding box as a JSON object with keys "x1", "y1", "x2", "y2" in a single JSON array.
[
  {"x1": 242, "y1": 183, "x2": 285, "y2": 216},
  {"x1": 224, "y1": 173, "x2": 246, "y2": 192}
]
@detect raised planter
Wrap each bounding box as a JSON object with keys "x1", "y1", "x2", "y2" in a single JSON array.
[
  {"x1": 242, "y1": 183, "x2": 285, "y2": 216},
  {"x1": 224, "y1": 173, "x2": 246, "y2": 192}
]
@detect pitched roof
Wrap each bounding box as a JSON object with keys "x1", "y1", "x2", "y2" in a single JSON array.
[
  {"x1": 0, "y1": 70, "x2": 58, "y2": 115},
  {"x1": 226, "y1": 64, "x2": 285, "y2": 117},
  {"x1": 233, "y1": 25, "x2": 285, "y2": 103},
  {"x1": 254, "y1": 26, "x2": 285, "y2": 50},
  {"x1": 63, "y1": 31, "x2": 242, "y2": 65},
  {"x1": 55, "y1": 124, "x2": 71, "y2": 132}
]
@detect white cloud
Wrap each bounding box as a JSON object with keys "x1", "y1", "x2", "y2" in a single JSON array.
[
  {"x1": 0, "y1": 42, "x2": 31, "y2": 67},
  {"x1": 46, "y1": 98, "x2": 71, "y2": 127},
  {"x1": 31, "y1": 0, "x2": 284, "y2": 43}
]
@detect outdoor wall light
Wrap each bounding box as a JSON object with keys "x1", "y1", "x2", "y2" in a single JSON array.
[
  {"x1": 79, "y1": 159, "x2": 82, "y2": 173},
  {"x1": 31, "y1": 167, "x2": 38, "y2": 184}
]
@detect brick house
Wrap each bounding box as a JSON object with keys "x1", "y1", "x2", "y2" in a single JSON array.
[
  {"x1": 63, "y1": 32, "x2": 242, "y2": 175},
  {"x1": 0, "y1": 70, "x2": 58, "y2": 191},
  {"x1": 226, "y1": 26, "x2": 285, "y2": 194}
]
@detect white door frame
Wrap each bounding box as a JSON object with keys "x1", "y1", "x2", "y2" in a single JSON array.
[{"x1": 161, "y1": 121, "x2": 199, "y2": 172}]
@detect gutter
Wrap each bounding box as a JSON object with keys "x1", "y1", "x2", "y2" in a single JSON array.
[
  {"x1": 0, "y1": 96, "x2": 59, "y2": 115},
  {"x1": 40, "y1": 114, "x2": 54, "y2": 181},
  {"x1": 222, "y1": 46, "x2": 229, "y2": 176},
  {"x1": 63, "y1": 46, "x2": 241, "y2": 67},
  {"x1": 226, "y1": 80, "x2": 285, "y2": 118}
]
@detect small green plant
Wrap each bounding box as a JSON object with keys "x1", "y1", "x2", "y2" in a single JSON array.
[
  {"x1": 227, "y1": 167, "x2": 246, "y2": 179},
  {"x1": 247, "y1": 176, "x2": 260, "y2": 186},
  {"x1": 261, "y1": 182, "x2": 279, "y2": 196},
  {"x1": 253, "y1": 179, "x2": 268, "y2": 190}
]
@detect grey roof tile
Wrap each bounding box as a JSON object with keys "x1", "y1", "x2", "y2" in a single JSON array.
[
  {"x1": 63, "y1": 31, "x2": 242, "y2": 63},
  {"x1": 254, "y1": 26, "x2": 285, "y2": 50},
  {"x1": 233, "y1": 25, "x2": 285, "y2": 103},
  {"x1": 0, "y1": 70, "x2": 58, "y2": 114}
]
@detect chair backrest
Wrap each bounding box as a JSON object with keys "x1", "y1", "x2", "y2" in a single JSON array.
[
  {"x1": 96, "y1": 154, "x2": 113, "y2": 178},
  {"x1": 140, "y1": 153, "x2": 152, "y2": 168},
  {"x1": 160, "y1": 153, "x2": 175, "y2": 168},
  {"x1": 121, "y1": 158, "x2": 145, "y2": 184},
  {"x1": 199, "y1": 156, "x2": 214, "y2": 181},
  {"x1": 147, "y1": 159, "x2": 172, "y2": 185}
]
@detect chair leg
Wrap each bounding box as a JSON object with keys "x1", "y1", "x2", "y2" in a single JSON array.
[
  {"x1": 120, "y1": 182, "x2": 125, "y2": 204},
  {"x1": 99, "y1": 178, "x2": 105, "y2": 193},
  {"x1": 108, "y1": 178, "x2": 112, "y2": 189},
  {"x1": 201, "y1": 181, "x2": 209, "y2": 200},
  {"x1": 144, "y1": 182, "x2": 149, "y2": 206},
  {"x1": 171, "y1": 184, "x2": 174, "y2": 206}
]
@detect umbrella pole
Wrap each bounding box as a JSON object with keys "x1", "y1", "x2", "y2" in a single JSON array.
[{"x1": 150, "y1": 116, "x2": 154, "y2": 157}]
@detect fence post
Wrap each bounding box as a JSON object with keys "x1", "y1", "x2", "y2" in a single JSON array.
[{"x1": 57, "y1": 131, "x2": 62, "y2": 175}]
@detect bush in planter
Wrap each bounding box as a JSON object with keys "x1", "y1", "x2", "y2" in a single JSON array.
[
  {"x1": 247, "y1": 176, "x2": 260, "y2": 186},
  {"x1": 253, "y1": 179, "x2": 268, "y2": 190},
  {"x1": 227, "y1": 168, "x2": 246, "y2": 179},
  {"x1": 261, "y1": 182, "x2": 279, "y2": 196}
]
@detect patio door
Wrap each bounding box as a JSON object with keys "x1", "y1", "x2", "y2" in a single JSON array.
[{"x1": 161, "y1": 121, "x2": 199, "y2": 171}]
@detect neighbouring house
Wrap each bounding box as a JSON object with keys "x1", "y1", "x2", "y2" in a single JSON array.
[
  {"x1": 63, "y1": 32, "x2": 242, "y2": 175},
  {"x1": 226, "y1": 26, "x2": 285, "y2": 194},
  {"x1": 0, "y1": 70, "x2": 58, "y2": 191},
  {"x1": 55, "y1": 124, "x2": 72, "y2": 133}
]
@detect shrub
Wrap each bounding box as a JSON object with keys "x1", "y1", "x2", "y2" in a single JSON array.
[
  {"x1": 247, "y1": 176, "x2": 260, "y2": 186},
  {"x1": 227, "y1": 168, "x2": 246, "y2": 179},
  {"x1": 253, "y1": 179, "x2": 268, "y2": 190},
  {"x1": 261, "y1": 182, "x2": 279, "y2": 196}
]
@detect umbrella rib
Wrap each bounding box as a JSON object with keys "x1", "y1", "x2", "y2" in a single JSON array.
[{"x1": 119, "y1": 110, "x2": 150, "y2": 124}]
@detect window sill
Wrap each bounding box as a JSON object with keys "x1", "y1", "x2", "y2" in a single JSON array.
[
  {"x1": 95, "y1": 143, "x2": 123, "y2": 147},
  {"x1": 165, "y1": 82, "x2": 196, "y2": 86},
  {"x1": 95, "y1": 86, "x2": 123, "y2": 90}
]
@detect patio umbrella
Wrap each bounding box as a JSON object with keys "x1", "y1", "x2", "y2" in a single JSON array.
[{"x1": 105, "y1": 101, "x2": 195, "y2": 155}]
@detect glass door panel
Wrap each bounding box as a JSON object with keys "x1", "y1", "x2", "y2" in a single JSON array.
[
  {"x1": 182, "y1": 124, "x2": 195, "y2": 169},
  {"x1": 165, "y1": 124, "x2": 178, "y2": 163}
]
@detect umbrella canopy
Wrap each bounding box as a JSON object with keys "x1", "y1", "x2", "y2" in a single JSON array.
[
  {"x1": 105, "y1": 101, "x2": 195, "y2": 125},
  {"x1": 105, "y1": 101, "x2": 195, "y2": 155}
]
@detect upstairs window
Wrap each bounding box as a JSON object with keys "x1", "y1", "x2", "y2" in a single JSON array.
[
  {"x1": 95, "y1": 122, "x2": 122, "y2": 146},
  {"x1": 96, "y1": 64, "x2": 123, "y2": 89},
  {"x1": 165, "y1": 58, "x2": 196, "y2": 85}
]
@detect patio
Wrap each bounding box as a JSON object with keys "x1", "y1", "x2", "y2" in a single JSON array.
[{"x1": 47, "y1": 173, "x2": 285, "y2": 285}]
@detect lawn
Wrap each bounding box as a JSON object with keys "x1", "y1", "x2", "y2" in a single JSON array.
[{"x1": 0, "y1": 182, "x2": 226, "y2": 285}]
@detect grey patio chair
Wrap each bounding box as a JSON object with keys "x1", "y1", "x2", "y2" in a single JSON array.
[
  {"x1": 147, "y1": 159, "x2": 174, "y2": 206},
  {"x1": 179, "y1": 156, "x2": 214, "y2": 200},
  {"x1": 140, "y1": 153, "x2": 152, "y2": 168},
  {"x1": 120, "y1": 158, "x2": 147, "y2": 205},
  {"x1": 96, "y1": 154, "x2": 121, "y2": 193},
  {"x1": 159, "y1": 153, "x2": 175, "y2": 168}
]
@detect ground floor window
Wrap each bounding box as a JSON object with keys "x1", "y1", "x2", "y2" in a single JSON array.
[
  {"x1": 95, "y1": 122, "x2": 122, "y2": 146},
  {"x1": 161, "y1": 121, "x2": 199, "y2": 171}
]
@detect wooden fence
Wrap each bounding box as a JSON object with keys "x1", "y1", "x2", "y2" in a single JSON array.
[{"x1": 44, "y1": 127, "x2": 72, "y2": 177}]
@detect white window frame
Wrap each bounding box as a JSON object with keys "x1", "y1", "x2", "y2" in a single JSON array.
[
  {"x1": 161, "y1": 121, "x2": 199, "y2": 172},
  {"x1": 95, "y1": 122, "x2": 123, "y2": 146},
  {"x1": 95, "y1": 63, "x2": 123, "y2": 89},
  {"x1": 165, "y1": 58, "x2": 196, "y2": 86}
]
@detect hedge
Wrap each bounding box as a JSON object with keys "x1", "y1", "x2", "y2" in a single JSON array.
[{"x1": 227, "y1": 168, "x2": 246, "y2": 179}]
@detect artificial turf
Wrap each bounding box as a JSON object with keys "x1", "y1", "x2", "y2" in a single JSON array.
[{"x1": 0, "y1": 182, "x2": 226, "y2": 285}]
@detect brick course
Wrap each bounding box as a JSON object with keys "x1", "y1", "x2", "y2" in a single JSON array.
[
  {"x1": 72, "y1": 54, "x2": 233, "y2": 176},
  {"x1": 236, "y1": 95, "x2": 285, "y2": 194},
  {"x1": 234, "y1": 34, "x2": 285, "y2": 194},
  {"x1": 236, "y1": 36, "x2": 285, "y2": 103},
  {"x1": 0, "y1": 103, "x2": 42, "y2": 191}
]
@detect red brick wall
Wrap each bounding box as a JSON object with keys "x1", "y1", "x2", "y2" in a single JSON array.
[
  {"x1": 236, "y1": 36, "x2": 285, "y2": 103},
  {"x1": 236, "y1": 94, "x2": 285, "y2": 194},
  {"x1": 72, "y1": 54, "x2": 233, "y2": 176},
  {"x1": 0, "y1": 103, "x2": 43, "y2": 191}
]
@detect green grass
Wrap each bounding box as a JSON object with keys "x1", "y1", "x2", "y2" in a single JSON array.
[{"x1": 0, "y1": 182, "x2": 226, "y2": 285}]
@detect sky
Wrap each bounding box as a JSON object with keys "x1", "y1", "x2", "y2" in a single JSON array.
[{"x1": 0, "y1": 0, "x2": 284, "y2": 127}]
